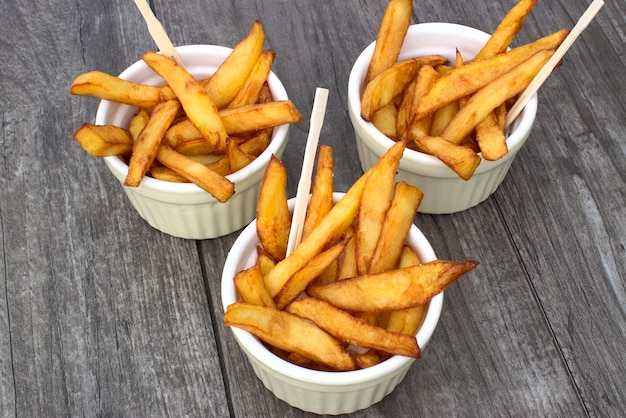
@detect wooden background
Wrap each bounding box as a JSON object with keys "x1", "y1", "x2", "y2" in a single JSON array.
[{"x1": 1, "y1": 0, "x2": 624, "y2": 416}]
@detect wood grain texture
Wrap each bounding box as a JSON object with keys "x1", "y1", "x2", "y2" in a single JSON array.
[{"x1": 1, "y1": 0, "x2": 624, "y2": 417}]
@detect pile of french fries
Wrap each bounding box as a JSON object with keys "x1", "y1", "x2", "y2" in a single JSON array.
[
  {"x1": 361, "y1": 0, "x2": 569, "y2": 180},
  {"x1": 70, "y1": 20, "x2": 303, "y2": 202},
  {"x1": 224, "y1": 141, "x2": 479, "y2": 371}
]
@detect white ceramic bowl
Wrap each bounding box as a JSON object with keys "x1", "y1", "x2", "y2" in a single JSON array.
[
  {"x1": 348, "y1": 23, "x2": 538, "y2": 214},
  {"x1": 221, "y1": 194, "x2": 443, "y2": 415},
  {"x1": 96, "y1": 45, "x2": 291, "y2": 239}
]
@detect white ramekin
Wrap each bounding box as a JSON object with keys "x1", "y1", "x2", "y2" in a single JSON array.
[
  {"x1": 348, "y1": 23, "x2": 538, "y2": 214},
  {"x1": 221, "y1": 194, "x2": 443, "y2": 415},
  {"x1": 96, "y1": 45, "x2": 291, "y2": 239}
]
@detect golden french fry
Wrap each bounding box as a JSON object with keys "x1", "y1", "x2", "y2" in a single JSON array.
[
  {"x1": 224, "y1": 302, "x2": 355, "y2": 371},
  {"x1": 407, "y1": 65, "x2": 440, "y2": 139},
  {"x1": 263, "y1": 168, "x2": 371, "y2": 298},
  {"x1": 386, "y1": 245, "x2": 427, "y2": 335},
  {"x1": 440, "y1": 48, "x2": 555, "y2": 145},
  {"x1": 411, "y1": 135, "x2": 481, "y2": 180},
  {"x1": 395, "y1": 73, "x2": 417, "y2": 141},
  {"x1": 142, "y1": 51, "x2": 228, "y2": 152},
  {"x1": 129, "y1": 110, "x2": 150, "y2": 141},
  {"x1": 125, "y1": 99, "x2": 181, "y2": 187},
  {"x1": 475, "y1": 0, "x2": 538, "y2": 59},
  {"x1": 202, "y1": 20, "x2": 265, "y2": 109},
  {"x1": 256, "y1": 155, "x2": 291, "y2": 262},
  {"x1": 150, "y1": 165, "x2": 188, "y2": 183},
  {"x1": 155, "y1": 144, "x2": 235, "y2": 202},
  {"x1": 287, "y1": 297, "x2": 421, "y2": 358},
  {"x1": 356, "y1": 140, "x2": 406, "y2": 275},
  {"x1": 302, "y1": 145, "x2": 334, "y2": 240},
  {"x1": 365, "y1": 0, "x2": 413, "y2": 84},
  {"x1": 238, "y1": 129, "x2": 271, "y2": 157},
  {"x1": 475, "y1": 110, "x2": 508, "y2": 161},
  {"x1": 174, "y1": 138, "x2": 215, "y2": 156},
  {"x1": 73, "y1": 124, "x2": 133, "y2": 157},
  {"x1": 226, "y1": 139, "x2": 255, "y2": 172},
  {"x1": 361, "y1": 56, "x2": 446, "y2": 121},
  {"x1": 69, "y1": 71, "x2": 176, "y2": 108},
  {"x1": 234, "y1": 265, "x2": 276, "y2": 308},
  {"x1": 369, "y1": 181, "x2": 423, "y2": 274},
  {"x1": 256, "y1": 245, "x2": 277, "y2": 276},
  {"x1": 371, "y1": 101, "x2": 399, "y2": 140},
  {"x1": 429, "y1": 100, "x2": 459, "y2": 137},
  {"x1": 307, "y1": 260, "x2": 479, "y2": 312},
  {"x1": 205, "y1": 156, "x2": 231, "y2": 177},
  {"x1": 275, "y1": 239, "x2": 348, "y2": 309},
  {"x1": 227, "y1": 49, "x2": 276, "y2": 108},
  {"x1": 220, "y1": 101, "x2": 303, "y2": 135},
  {"x1": 337, "y1": 226, "x2": 357, "y2": 280},
  {"x1": 414, "y1": 32, "x2": 567, "y2": 120}
]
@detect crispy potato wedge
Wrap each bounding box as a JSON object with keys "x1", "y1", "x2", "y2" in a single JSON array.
[
  {"x1": 256, "y1": 245, "x2": 277, "y2": 276},
  {"x1": 227, "y1": 49, "x2": 276, "y2": 108},
  {"x1": 238, "y1": 129, "x2": 271, "y2": 157},
  {"x1": 125, "y1": 99, "x2": 181, "y2": 187},
  {"x1": 369, "y1": 181, "x2": 423, "y2": 274},
  {"x1": 407, "y1": 65, "x2": 440, "y2": 139},
  {"x1": 275, "y1": 239, "x2": 348, "y2": 309},
  {"x1": 70, "y1": 70, "x2": 176, "y2": 108},
  {"x1": 202, "y1": 20, "x2": 265, "y2": 109},
  {"x1": 224, "y1": 302, "x2": 355, "y2": 371},
  {"x1": 475, "y1": 110, "x2": 508, "y2": 161},
  {"x1": 226, "y1": 139, "x2": 255, "y2": 172},
  {"x1": 429, "y1": 99, "x2": 459, "y2": 137},
  {"x1": 142, "y1": 51, "x2": 228, "y2": 152},
  {"x1": 256, "y1": 155, "x2": 291, "y2": 262},
  {"x1": 372, "y1": 101, "x2": 400, "y2": 140},
  {"x1": 155, "y1": 144, "x2": 235, "y2": 202},
  {"x1": 263, "y1": 168, "x2": 371, "y2": 298},
  {"x1": 337, "y1": 226, "x2": 358, "y2": 280},
  {"x1": 356, "y1": 140, "x2": 406, "y2": 274},
  {"x1": 365, "y1": 0, "x2": 413, "y2": 84},
  {"x1": 73, "y1": 124, "x2": 134, "y2": 157},
  {"x1": 129, "y1": 110, "x2": 150, "y2": 141},
  {"x1": 150, "y1": 165, "x2": 188, "y2": 183},
  {"x1": 440, "y1": 48, "x2": 555, "y2": 144},
  {"x1": 234, "y1": 265, "x2": 276, "y2": 308},
  {"x1": 361, "y1": 56, "x2": 446, "y2": 121},
  {"x1": 287, "y1": 297, "x2": 421, "y2": 358},
  {"x1": 412, "y1": 135, "x2": 481, "y2": 180},
  {"x1": 220, "y1": 101, "x2": 303, "y2": 135},
  {"x1": 302, "y1": 145, "x2": 334, "y2": 240},
  {"x1": 475, "y1": 0, "x2": 538, "y2": 59},
  {"x1": 308, "y1": 260, "x2": 479, "y2": 312}
]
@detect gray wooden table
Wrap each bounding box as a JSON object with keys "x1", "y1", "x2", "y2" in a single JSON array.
[{"x1": 1, "y1": 0, "x2": 624, "y2": 416}]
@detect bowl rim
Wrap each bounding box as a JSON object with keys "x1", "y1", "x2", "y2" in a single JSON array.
[
  {"x1": 347, "y1": 22, "x2": 538, "y2": 177},
  {"x1": 97, "y1": 44, "x2": 290, "y2": 195},
  {"x1": 221, "y1": 193, "x2": 443, "y2": 386}
]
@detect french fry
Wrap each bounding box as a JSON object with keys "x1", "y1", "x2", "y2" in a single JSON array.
[
  {"x1": 73, "y1": 124, "x2": 133, "y2": 157},
  {"x1": 361, "y1": 56, "x2": 446, "y2": 121},
  {"x1": 369, "y1": 181, "x2": 423, "y2": 274},
  {"x1": 411, "y1": 135, "x2": 481, "y2": 180},
  {"x1": 287, "y1": 297, "x2": 421, "y2": 358},
  {"x1": 474, "y1": 110, "x2": 508, "y2": 161},
  {"x1": 385, "y1": 245, "x2": 428, "y2": 336},
  {"x1": 125, "y1": 99, "x2": 181, "y2": 187},
  {"x1": 440, "y1": 48, "x2": 555, "y2": 145},
  {"x1": 475, "y1": 0, "x2": 538, "y2": 59},
  {"x1": 70, "y1": 70, "x2": 176, "y2": 108},
  {"x1": 142, "y1": 51, "x2": 228, "y2": 152},
  {"x1": 224, "y1": 303, "x2": 355, "y2": 371},
  {"x1": 256, "y1": 245, "x2": 277, "y2": 276},
  {"x1": 302, "y1": 145, "x2": 334, "y2": 240},
  {"x1": 275, "y1": 239, "x2": 349, "y2": 310},
  {"x1": 365, "y1": 0, "x2": 413, "y2": 84},
  {"x1": 371, "y1": 101, "x2": 399, "y2": 139},
  {"x1": 202, "y1": 20, "x2": 265, "y2": 109},
  {"x1": 337, "y1": 226, "x2": 358, "y2": 280},
  {"x1": 220, "y1": 101, "x2": 303, "y2": 135},
  {"x1": 129, "y1": 109, "x2": 150, "y2": 141},
  {"x1": 227, "y1": 49, "x2": 276, "y2": 109},
  {"x1": 234, "y1": 265, "x2": 276, "y2": 308},
  {"x1": 256, "y1": 155, "x2": 291, "y2": 262},
  {"x1": 307, "y1": 260, "x2": 479, "y2": 312},
  {"x1": 238, "y1": 129, "x2": 271, "y2": 157},
  {"x1": 356, "y1": 140, "x2": 406, "y2": 275},
  {"x1": 407, "y1": 65, "x2": 440, "y2": 139},
  {"x1": 150, "y1": 165, "x2": 188, "y2": 183},
  {"x1": 226, "y1": 139, "x2": 255, "y2": 172},
  {"x1": 155, "y1": 144, "x2": 235, "y2": 202}
]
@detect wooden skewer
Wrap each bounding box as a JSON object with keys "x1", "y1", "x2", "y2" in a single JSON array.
[
  {"x1": 505, "y1": 0, "x2": 604, "y2": 128},
  {"x1": 132, "y1": 0, "x2": 185, "y2": 67},
  {"x1": 285, "y1": 88, "x2": 330, "y2": 257}
]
